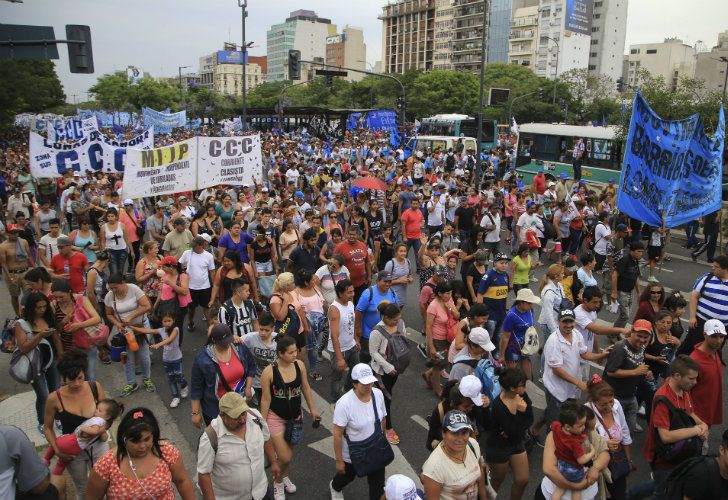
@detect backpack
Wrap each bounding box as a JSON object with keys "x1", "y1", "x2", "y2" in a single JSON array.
[
  {"x1": 375, "y1": 325, "x2": 411, "y2": 373},
  {"x1": 652, "y1": 395, "x2": 702, "y2": 465},
  {"x1": 452, "y1": 358, "x2": 501, "y2": 402},
  {"x1": 542, "y1": 218, "x2": 556, "y2": 240},
  {"x1": 1, "y1": 318, "x2": 17, "y2": 354},
  {"x1": 546, "y1": 288, "x2": 574, "y2": 319},
  {"x1": 202, "y1": 408, "x2": 265, "y2": 454},
  {"x1": 665, "y1": 456, "x2": 721, "y2": 500}
]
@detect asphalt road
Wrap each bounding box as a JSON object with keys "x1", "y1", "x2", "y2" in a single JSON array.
[{"x1": 0, "y1": 229, "x2": 725, "y2": 500}]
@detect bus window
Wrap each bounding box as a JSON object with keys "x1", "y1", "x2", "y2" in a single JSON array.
[{"x1": 463, "y1": 139, "x2": 477, "y2": 151}]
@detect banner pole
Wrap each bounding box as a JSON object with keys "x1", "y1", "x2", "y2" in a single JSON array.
[{"x1": 658, "y1": 211, "x2": 668, "y2": 277}]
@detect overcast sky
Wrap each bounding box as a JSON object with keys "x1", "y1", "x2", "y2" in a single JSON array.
[{"x1": 2, "y1": 0, "x2": 727, "y2": 101}]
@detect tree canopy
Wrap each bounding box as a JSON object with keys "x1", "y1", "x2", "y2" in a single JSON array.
[{"x1": 0, "y1": 59, "x2": 65, "y2": 129}]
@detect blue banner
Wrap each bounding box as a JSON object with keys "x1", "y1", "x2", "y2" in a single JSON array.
[
  {"x1": 616, "y1": 93, "x2": 725, "y2": 228},
  {"x1": 565, "y1": 0, "x2": 593, "y2": 36},
  {"x1": 142, "y1": 107, "x2": 187, "y2": 134},
  {"x1": 217, "y1": 50, "x2": 249, "y2": 64},
  {"x1": 366, "y1": 110, "x2": 398, "y2": 132}
]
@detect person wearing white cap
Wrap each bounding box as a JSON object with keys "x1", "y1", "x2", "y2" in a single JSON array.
[
  {"x1": 421, "y1": 409, "x2": 487, "y2": 500},
  {"x1": 330, "y1": 363, "x2": 391, "y2": 500},
  {"x1": 500, "y1": 288, "x2": 541, "y2": 379},
  {"x1": 383, "y1": 474, "x2": 422, "y2": 500},
  {"x1": 449, "y1": 327, "x2": 496, "y2": 382},
  {"x1": 689, "y1": 318, "x2": 726, "y2": 451}
]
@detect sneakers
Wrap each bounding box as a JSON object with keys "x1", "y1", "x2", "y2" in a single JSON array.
[
  {"x1": 386, "y1": 429, "x2": 400, "y2": 445},
  {"x1": 329, "y1": 481, "x2": 344, "y2": 500},
  {"x1": 180, "y1": 385, "x2": 189, "y2": 399},
  {"x1": 273, "y1": 481, "x2": 285, "y2": 500},
  {"x1": 283, "y1": 477, "x2": 297, "y2": 493},
  {"x1": 143, "y1": 378, "x2": 156, "y2": 393},
  {"x1": 633, "y1": 422, "x2": 644, "y2": 433},
  {"x1": 417, "y1": 344, "x2": 429, "y2": 359},
  {"x1": 170, "y1": 397, "x2": 181, "y2": 408},
  {"x1": 647, "y1": 275, "x2": 659, "y2": 283},
  {"x1": 37, "y1": 424, "x2": 44, "y2": 435},
  {"x1": 637, "y1": 403, "x2": 646, "y2": 417},
  {"x1": 120, "y1": 383, "x2": 139, "y2": 397}
]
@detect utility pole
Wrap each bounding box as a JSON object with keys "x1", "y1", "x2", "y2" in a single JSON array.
[
  {"x1": 544, "y1": 36, "x2": 560, "y2": 105},
  {"x1": 238, "y1": 0, "x2": 248, "y2": 131},
  {"x1": 475, "y1": 0, "x2": 488, "y2": 185}
]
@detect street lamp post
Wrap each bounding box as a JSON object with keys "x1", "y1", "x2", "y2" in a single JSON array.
[
  {"x1": 238, "y1": 0, "x2": 248, "y2": 131},
  {"x1": 475, "y1": 0, "x2": 488, "y2": 185},
  {"x1": 544, "y1": 35, "x2": 560, "y2": 104}
]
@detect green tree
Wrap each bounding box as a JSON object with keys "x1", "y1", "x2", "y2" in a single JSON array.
[
  {"x1": 0, "y1": 59, "x2": 65, "y2": 129},
  {"x1": 406, "y1": 70, "x2": 480, "y2": 118},
  {"x1": 89, "y1": 73, "x2": 131, "y2": 111},
  {"x1": 128, "y1": 78, "x2": 181, "y2": 111},
  {"x1": 247, "y1": 80, "x2": 291, "y2": 109}
]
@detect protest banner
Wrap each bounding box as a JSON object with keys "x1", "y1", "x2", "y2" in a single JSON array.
[
  {"x1": 142, "y1": 107, "x2": 187, "y2": 134},
  {"x1": 47, "y1": 117, "x2": 98, "y2": 141},
  {"x1": 616, "y1": 93, "x2": 725, "y2": 228},
  {"x1": 30, "y1": 127, "x2": 154, "y2": 178},
  {"x1": 197, "y1": 135, "x2": 262, "y2": 188},
  {"x1": 366, "y1": 110, "x2": 398, "y2": 132},
  {"x1": 122, "y1": 139, "x2": 197, "y2": 198}
]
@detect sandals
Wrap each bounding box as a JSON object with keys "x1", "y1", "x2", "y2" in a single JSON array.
[
  {"x1": 310, "y1": 371, "x2": 323, "y2": 382},
  {"x1": 421, "y1": 371, "x2": 433, "y2": 390},
  {"x1": 386, "y1": 429, "x2": 401, "y2": 445}
]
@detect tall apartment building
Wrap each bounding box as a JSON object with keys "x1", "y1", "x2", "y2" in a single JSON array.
[
  {"x1": 325, "y1": 26, "x2": 367, "y2": 81},
  {"x1": 433, "y1": 0, "x2": 454, "y2": 70},
  {"x1": 534, "y1": 0, "x2": 592, "y2": 80},
  {"x1": 450, "y1": 0, "x2": 488, "y2": 72},
  {"x1": 625, "y1": 38, "x2": 696, "y2": 90},
  {"x1": 379, "y1": 0, "x2": 436, "y2": 74},
  {"x1": 694, "y1": 30, "x2": 728, "y2": 95},
  {"x1": 266, "y1": 10, "x2": 337, "y2": 81},
  {"x1": 588, "y1": 0, "x2": 628, "y2": 83},
  {"x1": 197, "y1": 46, "x2": 267, "y2": 96},
  {"x1": 509, "y1": 5, "x2": 539, "y2": 67}
]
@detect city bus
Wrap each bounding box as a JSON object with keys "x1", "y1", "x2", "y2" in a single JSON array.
[
  {"x1": 404, "y1": 135, "x2": 479, "y2": 157},
  {"x1": 418, "y1": 114, "x2": 498, "y2": 152},
  {"x1": 514, "y1": 123, "x2": 623, "y2": 185}
]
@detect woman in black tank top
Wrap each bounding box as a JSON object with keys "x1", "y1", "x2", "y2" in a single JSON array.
[{"x1": 259, "y1": 337, "x2": 322, "y2": 497}]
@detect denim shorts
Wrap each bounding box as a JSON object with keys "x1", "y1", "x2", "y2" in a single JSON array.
[{"x1": 558, "y1": 459, "x2": 585, "y2": 483}]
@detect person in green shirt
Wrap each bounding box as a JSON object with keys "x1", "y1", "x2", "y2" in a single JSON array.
[{"x1": 510, "y1": 243, "x2": 538, "y2": 296}]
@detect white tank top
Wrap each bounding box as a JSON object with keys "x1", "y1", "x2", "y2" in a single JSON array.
[
  {"x1": 103, "y1": 223, "x2": 127, "y2": 250},
  {"x1": 327, "y1": 300, "x2": 356, "y2": 353}
]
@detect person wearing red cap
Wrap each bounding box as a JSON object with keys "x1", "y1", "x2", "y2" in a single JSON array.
[
  {"x1": 0, "y1": 223, "x2": 35, "y2": 315},
  {"x1": 602, "y1": 319, "x2": 654, "y2": 434}
]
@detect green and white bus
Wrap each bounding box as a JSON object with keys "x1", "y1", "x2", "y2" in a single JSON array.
[
  {"x1": 514, "y1": 123, "x2": 623, "y2": 185},
  {"x1": 419, "y1": 114, "x2": 498, "y2": 152}
]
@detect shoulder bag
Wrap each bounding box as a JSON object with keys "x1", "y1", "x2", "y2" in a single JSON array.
[
  {"x1": 589, "y1": 402, "x2": 630, "y2": 481},
  {"x1": 345, "y1": 392, "x2": 394, "y2": 477},
  {"x1": 71, "y1": 295, "x2": 110, "y2": 349}
]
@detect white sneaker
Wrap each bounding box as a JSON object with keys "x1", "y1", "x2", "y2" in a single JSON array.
[
  {"x1": 180, "y1": 385, "x2": 189, "y2": 399},
  {"x1": 273, "y1": 481, "x2": 285, "y2": 500},
  {"x1": 170, "y1": 397, "x2": 181, "y2": 408},
  {"x1": 283, "y1": 477, "x2": 297, "y2": 493},
  {"x1": 329, "y1": 481, "x2": 344, "y2": 500},
  {"x1": 637, "y1": 403, "x2": 646, "y2": 417}
]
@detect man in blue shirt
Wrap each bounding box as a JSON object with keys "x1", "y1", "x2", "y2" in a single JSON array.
[
  {"x1": 355, "y1": 271, "x2": 399, "y2": 365},
  {"x1": 477, "y1": 253, "x2": 511, "y2": 355}
]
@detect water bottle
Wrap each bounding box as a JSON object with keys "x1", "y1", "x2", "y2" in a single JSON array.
[
  {"x1": 124, "y1": 328, "x2": 139, "y2": 352},
  {"x1": 63, "y1": 262, "x2": 70, "y2": 275}
]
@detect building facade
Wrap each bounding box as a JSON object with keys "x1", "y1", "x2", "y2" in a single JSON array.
[
  {"x1": 626, "y1": 38, "x2": 696, "y2": 90},
  {"x1": 266, "y1": 10, "x2": 337, "y2": 81},
  {"x1": 508, "y1": 5, "x2": 539, "y2": 67},
  {"x1": 534, "y1": 0, "x2": 592, "y2": 80},
  {"x1": 379, "y1": 0, "x2": 436, "y2": 74},
  {"x1": 433, "y1": 0, "x2": 454, "y2": 70},
  {"x1": 197, "y1": 48, "x2": 267, "y2": 96},
  {"x1": 325, "y1": 26, "x2": 367, "y2": 81},
  {"x1": 450, "y1": 0, "x2": 488, "y2": 72},
  {"x1": 694, "y1": 31, "x2": 728, "y2": 96},
  {"x1": 588, "y1": 0, "x2": 628, "y2": 83}
]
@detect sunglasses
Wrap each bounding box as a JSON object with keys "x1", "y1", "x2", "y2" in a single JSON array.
[{"x1": 650, "y1": 291, "x2": 662, "y2": 294}]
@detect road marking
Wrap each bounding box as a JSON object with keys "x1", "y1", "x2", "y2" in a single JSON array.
[
  {"x1": 303, "y1": 386, "x2": 423, "y2": 487},
  {"x1": 410, "y1": 414, "x2": 429, "y2": 430}
]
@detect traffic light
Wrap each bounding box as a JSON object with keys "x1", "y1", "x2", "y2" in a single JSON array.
[
  {"x1": 66, "y1": 25, "x2": 94, "y2": 74},
  {"x1": 537, "y1": 87, "x2": 544, "y2": 100},
  {"x1": 396, "y1": 95, "x2": 404, "y2": 111},
  {"x1": 288, "y1": 50, "x2": 301, "y2": 80},
  {"x1": 559, "y1": 98, "x2": 566, "y2": 112},
  {"x1": 324, "y1": 75, "x2": 333, "y2": 85},
  {"x1": 616, "y1": 77, "x2": 624, "y2": 93}
]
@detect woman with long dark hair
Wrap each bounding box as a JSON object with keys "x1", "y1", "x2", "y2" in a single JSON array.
[
  {"x1": 85, "y1": 407, "x2": 195, "y2": 499},
  {"x1": 209, "y1": 249, "x2": 257, "y2": 306}
]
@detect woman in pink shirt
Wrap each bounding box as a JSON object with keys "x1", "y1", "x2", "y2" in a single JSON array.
[{"x1": 423, "y1": 282, "x2": 460, "y2": 398}]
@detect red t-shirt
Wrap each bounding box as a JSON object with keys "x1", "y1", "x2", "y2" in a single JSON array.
[
  {"x1": 216, "y1": 350, "x2": 245, "y2": 399},
  {"x1": 643, "y1": 379, "x2": 696, "y2": 469},
  {"x1": 533, "y1": 174, "x2": 546, "y2": 195},
  {"x1": 690, "y1": 345, "x2": 724, "y2": 425},
  {"x1": 334, "y1": 240, "x2": 368, "y2": 287},
  {"x1": 50, "y1": 252, "x2": 89, "y2": 293},
  {"x1": 400, "y1": 208, "x2": 424, "y2": 240},
  {"x1": 551, "y1": 421, "x2": 586, "y2": 466}
]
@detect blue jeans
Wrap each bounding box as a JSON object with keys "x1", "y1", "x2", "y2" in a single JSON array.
[
  {"x1": 306, "y1": 312, "x2": 327, "y2": 372},
  {"x1": 684, "y1": 220, "x2": 699, "y2": 248},
  {"x1": 618, "y1": 395, "x2": 639, "y2": 435},
  {"x1": 124, "y1": 341, "x2": 151, "y2": 385},
  {"x1": 86, "y1": 346, "x2": 98, "y2": 382},
  {"x1": 568, "y1": 228, "x2": 582, "y2": 256},
  {"x1": 163, "y1": 358, "x2": 188, "y2": 398},
  {"x1": 31, "y1": 366, "x2": 60, "y2": 426},
  {"x1": 540, "y1": 323, "x2": 554, "y2": 376},
  {"x1": 406, "y1": 238, "x2": 421, "y2": 267},
  {"x1": 108, "y1": 249, "x2": 128, "y2": 276},
  {"x1": 558, "y1": 459, "x2": 585, "y2": 482},
  {"x1": 486, "y1": 319, "x2": 504, "y2": 358}
]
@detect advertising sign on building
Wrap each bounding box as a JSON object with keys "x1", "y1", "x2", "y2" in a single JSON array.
[
  {"x1": 564, "y1": 0, "x2": 594, "y2": 36},
  {"x1": 217, "y1": 50, "x2": 249, "y2": 64}
]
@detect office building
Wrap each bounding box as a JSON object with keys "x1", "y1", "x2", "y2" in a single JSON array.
[
  {"x1": 490, "y1": 0, "x2": 539, "y2": 63},
  {"x1": 379, "y1": 0, "x2": 436, "y2": 74},
  {"x1": 694, "y1": 30, "x2": 728, "y2": 95},
  {"x1": 450, "y1": 0, "x2": 488, "y2": 72},
  {"x1": 588, "y1": 0, "x2": 628, "y2": 83},
  {"x1": 433, "y1": 0, "x2": 454, "y2": 70},
  {"x1": 509, "y1": 5, "x2": 539, "y2": 67},
  {"x1": 266, "y1": 10, "x2": 337, "y2": 81},
  {"x1": 534, "y1": 0, "x2": 592, "y2": 80},
  {"x1": 325, "y1": 26, "x2": 367, "y2": 81},
  {"x1": 197, "y1": 46, "x2": 267, "y2": 96},
  {"x1": 625, "y1": 38, "x2": 696, "y2": 90}
]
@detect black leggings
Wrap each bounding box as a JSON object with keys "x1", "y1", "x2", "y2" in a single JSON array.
[
  {"x1": 331, "y1": 462, "x2": 385, "y2": 500},
  {"x1": 380, "y1": 372, "x2": 398, "y2": 429}
]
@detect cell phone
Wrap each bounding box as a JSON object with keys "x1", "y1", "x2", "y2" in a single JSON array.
[{"x1": 312, "y1": 417, "x2": 321, "y2": 429}]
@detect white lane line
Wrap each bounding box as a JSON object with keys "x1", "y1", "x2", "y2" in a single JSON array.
[{"x1": 410, "y1": 414, "x2": 429, "y2": 430}]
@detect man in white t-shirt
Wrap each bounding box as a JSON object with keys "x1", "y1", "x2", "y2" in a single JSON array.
[
  {"x1": 285, "y1": 165, "x2": 301, "y2": 187},
  {"x1": 426, "y1": 192, "x2": 446, "y2": 235},
  {"x1": 574, "y1": 286, "x2": 629, "y2": 364},
  {"x1": 327, "y1": 173, "x2": 344, "y2": 195},
  {"x1": 38, "y1": 218, "x2": 67, "y2": 267},
  {"x1": 515, "y1": 201, "x2": 544, "y2": 245},
  {"x1": 480, "y1": 204, "x2": 502, "y2": 258},
  {"x1": 180, "y1": 236, "x2": 216, "y2": 331},
  {"x1": 593, "y1": 212, "x2": 612, "y2": 271}
]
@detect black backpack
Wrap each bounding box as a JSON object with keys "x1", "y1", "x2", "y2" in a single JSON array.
[
  {"x1": 375, "y1": 325, "x2": 411, "y2": 373},
  {"x1": 665, "y1": 456, "x2": 721, "y2": 500},
  {"x1": 652, "y1": 395, "x2": 702, "y2": 465}
]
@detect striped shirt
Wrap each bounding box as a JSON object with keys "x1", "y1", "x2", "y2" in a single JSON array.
[{"x1": 694, "y1": 273, "x2": 728, "y2": 323}]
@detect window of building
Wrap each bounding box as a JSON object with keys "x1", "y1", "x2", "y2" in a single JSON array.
[
  {"x1": 591, "y1": 39, "x2": 599, "y2": 45},
  {"x1": 591, "y1": 27, "x2": 599, "y2": 32},
  {"x1": 630, "y1": 49, "x2": 639, "y2": 54},
  {"x1": 594, "y1": 1, "x2": 603, "y2": 6},
  {"x1": 590, "y1": 52, "x2": 597, "y2": 57},
  {"x1": 594, "y1": 13, "x2": 601, "y2": 19},
  {"x1": 588, "y1": 65, "x2": 597, "y2": 70},
  {"x1": 646, "y1": 49, "x2": 657, "y2": 54}
]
